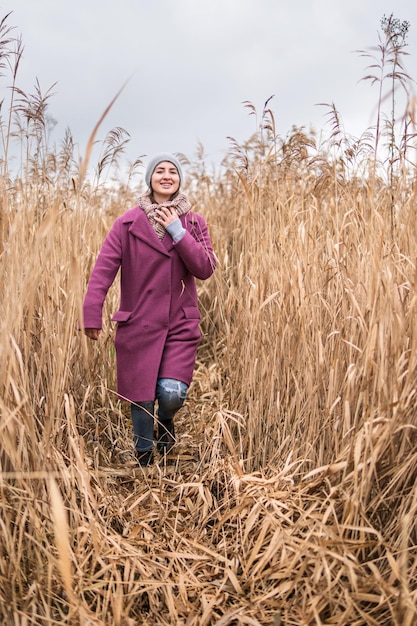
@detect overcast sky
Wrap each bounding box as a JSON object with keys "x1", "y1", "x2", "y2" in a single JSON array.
[{"x1": 3, "y1": 0, "x2": 417, "y2": 178}]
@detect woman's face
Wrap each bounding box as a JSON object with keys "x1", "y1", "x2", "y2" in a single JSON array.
[{"x1": 151, "y1": 161, "x2": 180, "y2": 202}]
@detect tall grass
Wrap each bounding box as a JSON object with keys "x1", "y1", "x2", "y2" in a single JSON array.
[{"x1": 1, "y1": 12, "x2": 417, "y2": 625}]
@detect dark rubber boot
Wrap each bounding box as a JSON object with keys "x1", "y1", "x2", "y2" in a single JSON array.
[
  {"x1": 131, "y1": 401, "x2": 155, "y2": 464},
  {"x1": 157, "y1": 420, "x2": 176, "y2": 455},
  {"x1": 135, "y1": 449, "x2": 154, "y2": 467}
]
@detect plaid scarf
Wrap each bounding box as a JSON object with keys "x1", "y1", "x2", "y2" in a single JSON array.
[{"x1": 139, "y1": 192, "x2": 191, "y2": 240}]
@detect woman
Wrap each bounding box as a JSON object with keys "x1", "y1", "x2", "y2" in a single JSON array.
[{"x1": 83, "y1": 153, "x2": 216, "y2": 466}]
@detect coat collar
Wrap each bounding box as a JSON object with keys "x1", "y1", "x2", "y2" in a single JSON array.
[{"x1": 123, "y1": 206, "x2": 174, "y2": 256}]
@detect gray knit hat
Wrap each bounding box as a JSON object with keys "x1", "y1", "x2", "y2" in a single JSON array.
[{"x1": 145, "y1": 153, "x2": 183, "y2": 187}]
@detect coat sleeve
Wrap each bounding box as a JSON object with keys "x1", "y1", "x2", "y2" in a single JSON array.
[
  {"x1": 174, "y1": 214, "x2": 216, "y2": 280},
  {"x1": 82, "y1": 219, "x2": 123, "y2": 328}
]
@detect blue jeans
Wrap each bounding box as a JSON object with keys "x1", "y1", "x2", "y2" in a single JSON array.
[{"x1": 131, "y1": 378, "x2": 188, "y2": 453}]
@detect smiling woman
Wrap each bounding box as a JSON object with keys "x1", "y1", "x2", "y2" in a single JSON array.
[
  {"x1": 150, "y1": 162, "x2": 181, "y2": 203},
  {"x1": 82, "y1": 153, "x2": 217, "y2": 466}
]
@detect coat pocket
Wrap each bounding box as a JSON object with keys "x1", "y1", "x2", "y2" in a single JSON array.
[
  {"x1": 182, "y1": 306, "x2": 200, "y2": 320},
  {"x1": 111, "y1": 310, "x2": 133, "y2": 324}
]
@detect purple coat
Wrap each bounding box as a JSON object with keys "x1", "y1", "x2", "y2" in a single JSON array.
[{"x1": 83, "y1": 206, "x2": 216, "y2": 401}]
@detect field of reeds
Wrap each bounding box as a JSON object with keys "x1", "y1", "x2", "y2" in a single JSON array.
[{"x1": 1, "y1": 12, "x2": 417, "y2": 626}]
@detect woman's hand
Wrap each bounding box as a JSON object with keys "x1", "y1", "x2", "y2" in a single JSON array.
[
  {"x1": 154, "y1": 206, "x2": 178, "y2": 227},
  {"x1": 84, "y1": 328, "x2": 101, "y2": 340}
]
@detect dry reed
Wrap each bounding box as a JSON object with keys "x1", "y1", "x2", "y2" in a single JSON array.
[{"x1": 1, "y1": 12, "x2": 417, "y2": 626}]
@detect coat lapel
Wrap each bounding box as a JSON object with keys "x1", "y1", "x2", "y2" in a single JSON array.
[{"x1": 126, "y1": 208, "x2": 171, "y2": 256}]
